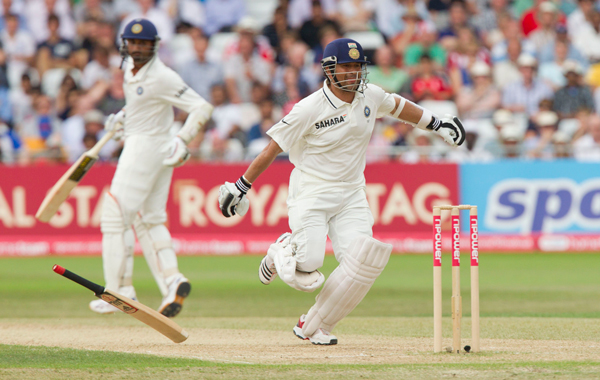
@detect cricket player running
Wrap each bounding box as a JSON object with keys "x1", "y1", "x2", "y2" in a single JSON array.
[
  {"x1": 89, "y1": 19, "x2": 213, "y2": 317},
  {"x1": 219, "y1": 38, "x2": 465, "y2": 344}
]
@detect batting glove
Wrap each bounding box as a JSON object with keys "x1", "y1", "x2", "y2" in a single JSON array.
[
  {"x1": 428, "y1": 114, "x2": 466, "y2": 147},
  {"x1": 219, "y1": 176, "x2": 251, "y2": 217},
  {"x1": 104, "y1": 109, "x2": 125, "y2": 141},
  {"x1": 162, "y1": 136, "x2": 191, "y2": 167}
]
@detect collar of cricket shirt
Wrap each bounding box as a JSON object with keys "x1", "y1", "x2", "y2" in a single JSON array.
[
  {"x1": 126, "y1": 55, "x2": 158, "y2": 84},
  {"x1": 322, "y1": 80, "x2": 365, "y2": 110}
]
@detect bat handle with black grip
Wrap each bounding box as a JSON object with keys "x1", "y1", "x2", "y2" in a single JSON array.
[{"x1": 53, "y1": 265, "x2": 105, "y2": 295}]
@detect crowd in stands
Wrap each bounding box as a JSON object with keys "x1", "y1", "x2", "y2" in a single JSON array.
[{"x1": 1, "y1": 0, "x2": 600, "y2": 165}]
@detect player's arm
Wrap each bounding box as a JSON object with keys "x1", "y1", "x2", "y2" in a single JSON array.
[
  {"x1": 388, "y1": 94, "x2": 465, "y2": 147},
  {"x1": 219, "y1": 103, "x2": 307, "y2": 218},
  {"x1": 218, "y1": 139, "x2": 283, "y2": 218},
  {"x1": 159, "y1": 71, "x2": 214, "y2": 167}
]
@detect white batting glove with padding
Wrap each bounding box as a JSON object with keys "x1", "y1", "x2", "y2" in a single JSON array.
[
  {"x1": 429, "y1": 115, "x2": 466, "y2": 147},
  {"x1": 162, "y1": 136, "x2": 190, "y2": 167},
  {"x1": 219, "y1": 176, "x2": 251, "y2": 217},
  {"x1": 104, "y1": 109, "x2": 125, "y2": 141}
]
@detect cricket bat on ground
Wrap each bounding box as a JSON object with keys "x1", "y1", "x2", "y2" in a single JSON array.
[
  {"x1": 36, "y1": 129, "x2": 117, "y2": 223},
  {"x1": 52, "y1": 264, "x2": 189, "y2": 343}
]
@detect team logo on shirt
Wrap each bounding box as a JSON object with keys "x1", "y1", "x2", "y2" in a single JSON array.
[
  {"x1": 315, "y1": 114, "x2": 347, "y2": 130},
  {"x1": 348, "y1": 48, "x2": 360, "y2": 60},
  {"x1": 364, "y1": 106, "x2": 371, "y2": 118},
  {"x1": 132, "y1": 24, "x2": 143, "y2": 34},
  {"x1": 137, "y1": 86, "x2": 143, "y2": 95}
]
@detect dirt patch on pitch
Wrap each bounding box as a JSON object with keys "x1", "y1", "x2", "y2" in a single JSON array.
[{"x1": 2, "y1": 319, "x2": 600, "y2": 365}]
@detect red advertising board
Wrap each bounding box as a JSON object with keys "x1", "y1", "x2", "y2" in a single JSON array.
[{"x1": 0, "y1": 162, "x2": 459, "y2": 255}]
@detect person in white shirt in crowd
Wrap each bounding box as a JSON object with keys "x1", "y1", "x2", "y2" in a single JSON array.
[
  {"x1": 525, "y1": 110, "x2": 560, "y2": 159},
  {"x1": 402, "y1": 127, "x2": 444, "y2": 163},
  {"x1": 1, "y1": 13, "x2": 35, "y2": 88},
  {"x1": 224, "y1": 21, "x2": 272, "y2": 104},
  {"x1": 567, "y1": 0, "x2": 595, "y2": 42},
  {"x1": 573, "y1": 113, "x2": 600, "y2": 161},
  {"x1": 572, "y1": 10, "x2": 600, "y2": 61},
  {"x1": 119, "y1": 0, "x2": 175, "y2": 45},
  {"x1": 73, "y1": 0, "x2": 117, "y2": 24},
  {"x1": 218, "y1": 38, "x2": 465, "y2": 345},
  {"x1": 456, "y1": 61, "x2": 501, "y2": 120},
  {"x1": 203, "y1": 0, "x2": 245, "y2": 35},
  {"x1": 90, "y1": 19, "x2": 214, "y2": 318},
  {"x1": 502, "y1": 54, "x2": 554, "y2": 117},
  {"x1": 159, "y1": 0, "x2": 205, "y2": 29},
  {"x1": 81, "y1": 45, "x2": 112, "y2": 90},
  {"x1": 538, "y1": 39, "x2": 571, "y2": 90},
  {"x1": 492, "y1": 38, "x2": 524, "y2": 90},
  {"x1": 199, "y1": 83, "x2": 244, "y2": 161},
  {"x1": 528, "y1": 1, "x2": 559, "y2": 54},
  {"x1": 490, "y1": 18, "x2": 536, "y2": 63},
  {"x1": 24, "y1": 0, "x2": 75, "y2": 44},
  {"x1": 499, "y1": 122, "x2": 524, "y2": 158}
]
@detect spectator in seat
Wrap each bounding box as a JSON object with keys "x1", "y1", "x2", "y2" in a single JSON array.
[
  {"x1": 367, "y1": 44, "x2": 409, "y2": 94},
  {"x1": 224, "y1": 22, "x2": 272, "y2": 104},
  {"x1": 262, "y1": 6, "x2": 291, "y2": 56},
  {"x1": 567, "y1": 0, "x2": 594, "y2": 41},
  {"x1": 18, "y1": 95, "x2": 61, "y2": 157},
  {"x1": 493, "y1": 38, "x2": 523, "y2": 90},
  {"x1": 526, "y1": 110, "x2": 559, "y2": 158},
  {"x1": 538, "y1": 39, "x2": 571, "y2": 90},
  {"x1": 446, "y1": 120, "x2": 495, "y2": 162},
  {"x1": 402, "y1": 127, "x2": 442, "y2": 163},
  {"x1": 520, "y1": 0, "x2": 566, "y2": 37},
  {"x1": 553, "y1": 60, "x2": 595, "y2": 119},
  {"x1": 502, "y1": 54, "x2": 554, "y2": 117},
  {"x1": 551, "y1": 130, "x2": 572, "y2": 158},
  {"x1": 405, "y1": 53, "x2": 453, "y2": 102},
  {"x1": 36, "y1": 14, "x2": 74, "y2": 77},
  {"x1": 403, "y1": 21, "x2": 446, "y2": 74},
  {"x1": 179, "y1": 32, "x2": 222, "y2": 102},
  {"x1": 203, "y1": 0, "x2": 245, "y2": 35},
  {"x1": 1, "y1": 13, "x2": 35, "y2": 89},
  {"x1": 81, "y1": 45, "x2": 111, "y2": 90},
  {"x1": 337, "y1": 0, "x2": 375, "y2": 33},
  {"x1": 499, "y1": 122, "x2": 524, "y2": 158},
  {"x1": 527, "y1": 1, "x2": 559, "y2": 54},
  {"x1": 573, "y1": 114, "x2": 600, "y2": 161},
  {"x1": 298, "y1": 0, "x2": 340, "y2": 50},
  {"x1": 456, "y1": 61, "x2": 501, "y2": 120}
]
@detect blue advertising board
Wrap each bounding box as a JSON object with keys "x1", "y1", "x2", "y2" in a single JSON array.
[{"x1": 460, "y1": 161, "x2": 600, "y2": 233}]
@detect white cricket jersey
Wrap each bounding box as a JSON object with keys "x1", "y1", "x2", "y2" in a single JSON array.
[
  {"x1": 267, "y1": 82, "x2": 397, "y2": 182},
  {"x1": 122, "y1": 56, "x2": 210, "y2": 136}
]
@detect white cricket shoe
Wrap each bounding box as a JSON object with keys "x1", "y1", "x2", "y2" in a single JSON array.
[
  {"x1": 259, "y1": 232, "x2": 291, "y2": 285},
  {"x1": 292, "y1": 314, "x2": 338, "y2": 345},
  {"x1": 158, "y1": 273, "x2": 191, "y2": 318},
  {"x1": 89, "y1": 286, "x2": 137, "y2": 314}
]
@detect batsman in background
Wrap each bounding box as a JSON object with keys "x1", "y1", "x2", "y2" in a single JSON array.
[
  {"x1": 218, "y1": 38, "x2": 465, "y2": 345},
  {"x1": 90, "y1": 19, "x2": 213, "y2": 317}
]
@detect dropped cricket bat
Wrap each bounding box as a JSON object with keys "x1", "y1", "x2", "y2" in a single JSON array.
[
  {"x1": 52, "y1": 264, "x2": 189, "y2": 343},
  {"x1": 36, "y1": 129, "x2": 116, "y2": 223}
]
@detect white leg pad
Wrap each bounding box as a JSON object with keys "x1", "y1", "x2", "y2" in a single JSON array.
[
  {"x1": 100, "y1": 193, "x2": 129, "y2": 292},
  {"x1": 133, "y1": 215, "x2": 169, "y2": 296},
  {"x1": 302, "y1": 235, "x2": 392, "y2": 337},
  {"x1": 268, "y1": 242, "x2": 324, "y2": 292}
]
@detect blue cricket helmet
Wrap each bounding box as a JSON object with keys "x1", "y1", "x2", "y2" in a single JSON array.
[
  {"x1": 121, "y1": 18, "x2": 160, "y2": 41},
  {"x1": 120, "y1": 18, "x2": 160, "y2": 66},
  {"x1": 321, "y1": 38, "x2": 370, "y2": 93},
  {"x1": 321, "y1": 38, "x2": 370, "y2": 66}
]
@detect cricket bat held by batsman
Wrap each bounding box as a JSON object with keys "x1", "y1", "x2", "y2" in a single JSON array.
[
  {"x1": 52, "y1": 264, "x2": 189, "y2": 343},
  {"x1": 36, "y1": 128, "x2": 117, "y2": 223}
]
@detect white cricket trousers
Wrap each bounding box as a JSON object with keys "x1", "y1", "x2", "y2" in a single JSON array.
[
  {"x1": 110, "y1": 134, "x2": 173, "y2": 225},
  {"x1": 287, "y1": 168, "x2": 374, "y2": 273}
]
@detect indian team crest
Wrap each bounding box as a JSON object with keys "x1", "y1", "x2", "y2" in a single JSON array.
[
  {"x1": 348, "y1": 48, "x2": 360, "y2": 60},
  {"x1": 364, "y1": 106, "x2": 371, "y2": 117},
  {"x1": 132, "y1": 23, "x2": 143, "y2": 34},
  {"x1": 137, "y1": 86, "x2": 143, "y2": 95}
]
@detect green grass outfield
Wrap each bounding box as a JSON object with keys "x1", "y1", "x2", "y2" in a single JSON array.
[{"x1": 1, "y1": 253, "x2": 599, "y2": 379}]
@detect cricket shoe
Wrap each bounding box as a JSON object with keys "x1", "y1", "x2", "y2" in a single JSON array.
[
  {"x1": 259, "y1": 232, "x2": 291, "y2": 285},
  {"x1": 158, "y1": 273, "x2": 191, "y2": 318},
  {"x1": 89, "y1": 286, "x2": 137, "y2": 314},
  {"x1": 292, "y1": 314, "x2": 338, "y2": 345}
]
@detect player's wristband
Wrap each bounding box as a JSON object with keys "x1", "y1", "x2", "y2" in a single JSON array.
[
  {"x1": 425, "y1": 115, "x2": 441, "y2": 131},
  {"x1": 235, "y1": 176, "x2": 252, "y2": 195}
]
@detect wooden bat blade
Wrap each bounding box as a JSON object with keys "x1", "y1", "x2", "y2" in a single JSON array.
[
  {"x1": 52, "y1": 265, "x2": 189, "y2": 343},
  {"x1": 36, "y1": 129, "x2": 115, "y2": 223},
  {"x1": 35, "y1": 155, "x2": 95, "y2": 222},
  {"x1": 101, "y1": 290, "x2": 189, "y2": 343}
]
